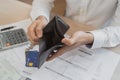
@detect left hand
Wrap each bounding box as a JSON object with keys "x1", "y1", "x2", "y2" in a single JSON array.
[{"x1": 47, "y1": 31, "x2": 94, "y2": 61}]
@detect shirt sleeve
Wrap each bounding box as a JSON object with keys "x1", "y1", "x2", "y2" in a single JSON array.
[
  {"x1": 89, "y1": 1, "x2": 120, "y2": 49},
  {"x1": 89, "y1": 27, "x2": 120, "y2": 49},
  {"x1": 30, "y1": 0, "x2": 55, "y2": 21}
]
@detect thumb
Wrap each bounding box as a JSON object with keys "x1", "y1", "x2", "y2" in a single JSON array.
[
  {"x1": 35, "y1": 26, "x2": 43, "y2": 38},
  {"x1": 62, "y1": 32, "x2": 82, "y2": 46},
  {"x1": 62, "y1": 37, "x2": 76, "y2": 46}
]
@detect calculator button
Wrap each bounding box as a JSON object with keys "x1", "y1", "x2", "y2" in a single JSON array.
[{"x1": 6, "y1": 43, "x2": 11, "y2": 47}]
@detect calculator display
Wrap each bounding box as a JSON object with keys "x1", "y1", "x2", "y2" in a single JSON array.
[{"x1": 0, "y1": 28, "x2": 28, "y2": 50}]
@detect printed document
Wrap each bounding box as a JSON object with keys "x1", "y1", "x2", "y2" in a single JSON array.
[
  {"x1": 30, "y1": 46, "x2": 120, "y2": 80},
  {"x1": 0, "y1": 58, "x2": 30, "y2": 80}
]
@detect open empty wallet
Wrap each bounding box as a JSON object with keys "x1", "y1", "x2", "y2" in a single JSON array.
[{"x1": 25, "y1": 16, "x2": 69, "y2": 68}]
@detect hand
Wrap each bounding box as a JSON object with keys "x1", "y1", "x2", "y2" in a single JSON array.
[
  {"x1": 47, "y1": 31, "x2": 94, "y2": 61},
  {"x1": 27, "y1": 16, "x2": 48, "y2": 45}
]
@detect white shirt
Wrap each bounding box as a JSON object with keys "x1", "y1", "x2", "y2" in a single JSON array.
[{"x1": 30, "y1": 0, "x2": 120, "y2": 49}]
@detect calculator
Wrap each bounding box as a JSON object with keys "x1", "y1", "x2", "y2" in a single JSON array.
[{"x1": 0, "y1": 27, "x2": 28, "y2": 50}]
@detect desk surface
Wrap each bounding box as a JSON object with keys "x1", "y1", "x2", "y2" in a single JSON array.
[
  {"x1": 0, "y1": 0, "x2": 120, "y2": 80},
  {"x1": 0, "y1": 0, "x2": 31, "y2": 25}
]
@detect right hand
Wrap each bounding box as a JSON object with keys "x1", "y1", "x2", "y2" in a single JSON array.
[
  {"x1": 27, "y1": 16, "x2": 48, "y2": 45},
  {"x1": 47, "y1": 31, "x2": 94, "y2": 61}
]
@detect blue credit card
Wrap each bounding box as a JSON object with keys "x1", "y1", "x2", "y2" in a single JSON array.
[{"x1": 25, "y1": 51, "x2": 40, "y2": 68}]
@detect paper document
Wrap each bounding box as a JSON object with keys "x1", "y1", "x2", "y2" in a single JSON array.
[
  {"x1": 30, "y1": 46, "x2": 120, "y2": 80},
  {"x1": 0, "y1": 58, "x2": 30, "y2": 80}
]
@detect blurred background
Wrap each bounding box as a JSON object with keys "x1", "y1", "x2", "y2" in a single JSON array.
[{"x1": 19, "y1": 0, "x2": 66, "y2": 16}]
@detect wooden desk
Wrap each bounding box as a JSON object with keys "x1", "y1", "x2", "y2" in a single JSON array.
[
  {"x1": 0, "y1": 0, "x2": 120, "y2": 80},
  {"x1": 0, "y1": 0, "x2": 31, "y2": 25}
]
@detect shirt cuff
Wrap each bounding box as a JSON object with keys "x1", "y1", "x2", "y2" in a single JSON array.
[
  {"x1": 87, "y1": 30, "x2": 107, "y2": 49},
  {"x1": 30, "y1": 11, "x2": 49, "y2": 21}
]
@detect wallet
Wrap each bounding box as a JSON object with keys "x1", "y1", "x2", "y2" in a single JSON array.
[
  {"x1": 38, "y1": 16, "x2": 69, "y2": 68},
  {"x1": 26, "y1": 16, "x2": 69, "y2": 68}
]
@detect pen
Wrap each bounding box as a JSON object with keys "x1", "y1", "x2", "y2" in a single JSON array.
[{"x1": 1, "y1": 26, "x2": 14, "y2": 31}]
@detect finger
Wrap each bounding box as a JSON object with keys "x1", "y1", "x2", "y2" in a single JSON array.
[
  {"x1": 62, "y1": 31, "x2": 82, "y2": 46},
  {"x1": 28, "y1": 21, "x2": 38, "y2": 42},
  {"x1": 35, "y1": 17, "x2": 48, "y2": 38},
  {"x1": 62, "y1": 38, "x2": 74, "y2": 46},
  {"x1": 62, "y1": 35, "x2": 77, "y2": 46},
  {"x1": 28, "y1": 34, "x2": 38, "y2": 45},
  {"x1": 35, "y1": 25, "x2": 43, "y2": 38}
]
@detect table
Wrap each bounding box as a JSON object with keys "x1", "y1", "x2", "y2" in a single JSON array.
[
  {"x1": 0, "y1": 0, "x2": 120, "y2": 80},
  {"x1": 0, "y1": 0, "x2": 31, "y2": 25}
]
